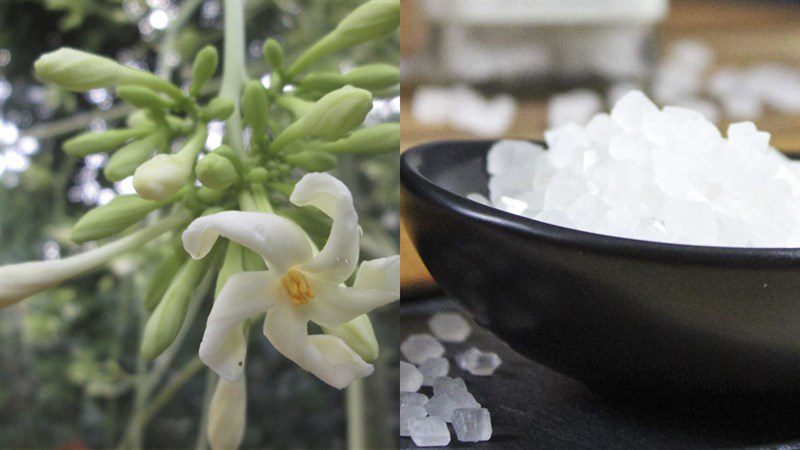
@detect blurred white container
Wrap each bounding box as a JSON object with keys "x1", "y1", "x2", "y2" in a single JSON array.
[{"x1": 420, "y1": 0, "x2": 668, "y2": 82}]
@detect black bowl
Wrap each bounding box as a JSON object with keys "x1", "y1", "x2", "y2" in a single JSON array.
[{"x1": 401, "y1": 140, "x2": 800, "y2": 408}]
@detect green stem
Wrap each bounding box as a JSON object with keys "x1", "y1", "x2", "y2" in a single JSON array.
[
  {"x1": 142, "y1": 357, "x2": 206, "y2": 425},
  {"x1": 157, "y1": 0, "x2": 204, "y2": 79},
  {"x1": 220, "y1": 0, "x2": 248, "y2": 155},
  {"x1": 346, "y1": 378, "x2": 367, "y2": 450}
]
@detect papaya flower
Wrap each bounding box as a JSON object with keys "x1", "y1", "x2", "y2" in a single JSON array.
[{"x1": 182, "y1": 172, "x2": 399, "y2": 389}]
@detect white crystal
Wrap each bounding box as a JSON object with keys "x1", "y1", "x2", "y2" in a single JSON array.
[
  {"x1": 548, "y1": 89, "x2": 603, "y2": 128},
  {"x1": 400, "y1": 361, "x2": 423, "y2": 393},
  {"x1": 456, "y1": 347, "x2": 502, "y2": 376},
  {"x1": 401, "y1": 392, "x2": 429, "y2": 407},
  {"x1": 412, "y1": 84, "x2": 517, "y2": 137},
  {"x1": 400, "y1": 403, "x2": 427, "y2": 437},
  {"x1": 484, "y1": 90, "x2": 800, "y2": 247},
  {"x1": 401, "y1": 333, "x2": 445, "y2": 365},
  {"x1": 428, "y1": 312, "x2": 472, "y2": 342},
  {"x1": 419, "y1": 357, "x2": 449, "y2": 386},
  {"x1": 452, "y1": 408, "x2": 492, "y2": 442},
  {"x1": 432, "y1": 377, "x2": 468, "y2": 397},
  {"x1": 425, "y1": 390, "x2": 481, "y2": 422},
  {"x1": 408, "y1": 416, "x2": 450, "y2": 447}
]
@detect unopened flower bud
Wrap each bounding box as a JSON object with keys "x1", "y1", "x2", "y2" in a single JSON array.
[
  {"x1": 196, "y1": 153, "x2": 239, "y2": 191},
  {"x1": 263, "y1": 39, "x2": 284, "y2": 71},
  {"x1": 190, "y1": 46, "x2": 219, "y2": 97},
  {"x1": 117, "y1": 86, "x2": 172, "y2": 110},
  {"x1": 104, "y1": 132, "x2": 165, "y2": 182},
  {"x1": 285, "y1": 150, "x2": 337, "y2": 172},
  {"x1": 201, "y1": 97, "x2": 235, "y2": 121},
  {"x1": 208, "y1": 376, "x2": 246, "y2": 450},
  {"x1": 343, "y1": 63, "x2": 399, "y2": 91},
  {"x1": 35, "y1": 48, "x2": 182, "y2": 98},
  {"x1": 334, "y1": 0, "x2": 400, "y2": 47},
  {"x1": 286, "y1": 0, "x2": 399, "y2": 78},
  {"x1": 133, "y1": 154, "x2": 190, "y2": 201},
  {"x1": 133, "y1": 127, "x2": 206, "y2": 201},
  {"x1": 141, "y1": 256, "x2": 209, "y2": 359},
  {"x1": 242, "y1": 80, "x2": 269, "y2": 138},
  {"x1": 143, "y1": 249, "x2": 186, "y2": 311},
  {"x1": 71, "y1": 194, "x2": 170, "y2": 243},
  {"x1": 310, "y1": 122, "x2": 399, "y2": 155},
  {"x1": 322, "y1": 314, "x2": 379, "y2": 362},
  {"x1": 271, "y1": 86, "x2": 372, "y2": 151},
  {"x1": 62, "y1": 125, "x2": 153, "y2": 157}
]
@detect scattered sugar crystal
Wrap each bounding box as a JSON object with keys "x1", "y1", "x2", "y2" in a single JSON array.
[
  {"x1": 485, "y1": 90, "x2": 800, "y2": 247},
  {"x1": 401, "y1": 392, "x2": 429, "y2": 407},
  {"x1": 432, "y1": 377, "x2": 468, "y2": 397},
  {"x1": 412, "y1": 84, "x2": 517, "y2": 136},
  {"x1": 400, "y1": 403, "x2": 427, "y2": 437},
  {"x1": 425, "y1": 390, "x2": 481, "y2": 422},
  {"x1": 401, "y1": 333, "x2": 445, "y2": 365},
  {"x1": 400, "y1": 361, "x2": 423, "y2": 393},
  {"x1": 419, "y1": 357, "x2": 449, "y2": 386},
  {"x1": 456, "y1": 347, "x2": 502, "y2": 376},
  {"x1": 548, "y1": 89, "x2": 603, "y2": 128},
  {"x1": 452, "y1": 408, "x2": 493, "y2": 443},
  {"x1": 408, "y1": 416, "x2": 450, "y2": 447},
  {"x1": 428, "y1": 312, "x2": 472, "y2": 342}
]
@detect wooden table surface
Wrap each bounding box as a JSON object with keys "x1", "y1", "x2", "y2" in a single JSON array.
[{"x1": 400, "y1": 0, "x2": 800, "y2": 295}]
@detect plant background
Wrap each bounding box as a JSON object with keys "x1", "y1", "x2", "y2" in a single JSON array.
[{"x1": 0, "y1": 0, "x2": 399, "y2": 448}]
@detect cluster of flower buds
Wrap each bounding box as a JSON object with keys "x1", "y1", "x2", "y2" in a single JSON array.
[{"x1": 1, "y1": 2, "x2": 400, "y2": 447}]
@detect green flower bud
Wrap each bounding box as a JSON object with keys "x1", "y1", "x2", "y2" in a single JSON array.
[
  {"x1": 334, "y1": 0, "x2": 400, "y2": 46},
  {"x1": 322, "y1": 314, "x2": 379, "y2": 362},
  {"x1": 301, "y1": 64, "x2": 399, "y2": 93},
  {"x1": 197, "y1": 186, "x2": 226, "y2": 203},
  {"x1": 104, "y1": 132, "x2": 166, "y2": 182},
  {"x1": 141, "y1": 256, "x2": 210, "y2": 360},
  {"x1": 190, "y1": 46, "x2": 219, "y2": 97},
  {"x1": 126, "y1": 110, "x2": 149, "y2": 128},
  {"x1": 215, "y1": 242, "x2": 243, "y2": 297},
  {"x1": 243, "y1": 167, "x2": 268, "y2": 183},
  {"x1": 62, "y1": 125, "x2": 153, "y2": 157},
  {"x1": 143, "y1": 249, "x2": 187, "y2": 311},
  {"x1": 285, "y1": 150, "x2": 337, "y2": 172},
  {"x1": 309, "y1": 122, "x2": 399, "y2": 155},
  {"x1": 286, "y1": 0, "x2": 399, "y2": 78},
  {"x1": 271, "y1": 86, "x2": 372, "y2": 151},
  {"x1": 133, "y1": 154, "x2": 190, "y2": 201},
  {"x1": 274, "y1": 95, "x2": 313, "y2": 118},
  {"x1": 242, "y1": 249, "x2": 267, "y2": 272},
  {"x1": 200, "y1": 97, "x2": 235, "y2": 121},
  {"x1": 35, "y1": 48, "x2": 182, "y2": 98},
  {"x1": 117, "y1": 86, "x2": 172, "y2": 110},
  {"x1": 343, "y1": 64, "x2": 399, "y2": 91},
  {"x1": 242, "y1": 80, "x2": 269, "y2": 138},
  {"x1": 263, "y1": 39, "x2": 284, "y2": 71},
  {"x1": 71, "y1": 194, "x2": 170, "y2": 243},
  {"x1": 196, "y1": 153, "x2": 239, "y2": 191},
  {"x1": 133, "y1": 127, "x2": 206, "y2": 201}
]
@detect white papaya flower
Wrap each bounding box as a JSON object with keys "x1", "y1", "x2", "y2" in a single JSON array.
[{"x1": 182, "y1": 172, "x2": 399, "y2": 389}]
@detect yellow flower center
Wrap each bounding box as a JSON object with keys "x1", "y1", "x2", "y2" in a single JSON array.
[{"x1": 281, "y1": 268, "x2": 315, "y2": 305}]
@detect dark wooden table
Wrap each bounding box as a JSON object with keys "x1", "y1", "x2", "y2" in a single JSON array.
[{"x1": 400, "y1": 297, "x2": 800, "y2": 450}]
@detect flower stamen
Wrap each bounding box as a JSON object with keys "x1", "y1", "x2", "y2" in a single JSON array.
[{"x1": 281, "y1": 268, "x2": 314, "y2": 305}]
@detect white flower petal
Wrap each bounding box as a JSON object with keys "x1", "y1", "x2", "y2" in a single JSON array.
[
  {"x1": 303, "y1": 256, "x2": 400, "y2": 328},
  {"x1": 290, "y1": 173, "x2": 359, "y2": 283},
  {"x1": 182, "y1": 211, "x2": 312, "y2": 274},
  {"x1": 263, "y1": 303, "x2": 373, "y2": 389},
  {"x1": 199, "y1": 271, "x2": 279, "y2": 381},
  {"x1": 208, "y1": 376, "x2": 246, "y2": 450}
]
